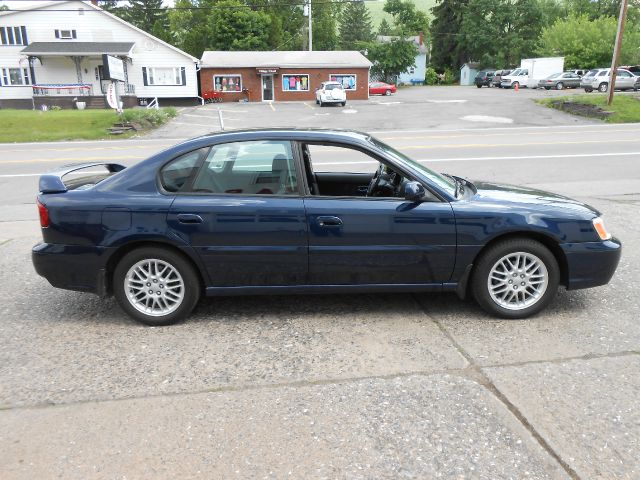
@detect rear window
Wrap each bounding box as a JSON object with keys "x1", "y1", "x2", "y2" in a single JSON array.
[
  {"x1": 62, "y1": 165, "x2": 120, "y2": 191},
  {"x1": 325, "y1": 83, "x2": 343, "y2": 90}
]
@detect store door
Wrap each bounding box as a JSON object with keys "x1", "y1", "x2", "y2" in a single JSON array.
[{"x1": 262, "y1": 75, "x2": 274, "y2": 101}]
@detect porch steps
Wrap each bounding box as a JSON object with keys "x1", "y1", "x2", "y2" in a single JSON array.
[{"x1": 85, "y1": 97, "x2": 107, "y2": 109}]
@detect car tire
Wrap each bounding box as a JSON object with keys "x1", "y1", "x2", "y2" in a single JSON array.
[
  {"x1": 556, "y1": 82, "x2": 564, "y2": 90},
  {"x1": 598, "y1": 82, "x2": 608, "y2": 92},
  {"x1": 319, "y1": 99, "x2": 324, "y2": 107},
  {"x1": 385, "y1": 89, "x2": 392, "y2": 95},
  {"x1": 476, "y1": 84, "x2": 482, "y2": 88},
  {"x1": 341, "y1": 102, "x2": 346, "y2": 106},
  {"x1": 316, "y1": 98, "x2": 319, "y2": 105},
  {"x1": 545, "y1": 87, "x2": 551, "y2": 90},
  {"x1": 584, "y1": 88, "x2": 593, "y2": 93},
  {"x1": 471, "y1": 238, "x2": 559, "y2": 319},
  {"x1": 113, "y1": 247, "x2": 201, "y2": 326}
]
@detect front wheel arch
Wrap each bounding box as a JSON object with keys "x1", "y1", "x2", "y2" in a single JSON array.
[
  {"x1": 461, "y1": 232, "x2": 568, "y2": 298},
  {"x1": 105, "y1": 240, "x2": 206, "y2": 296}
]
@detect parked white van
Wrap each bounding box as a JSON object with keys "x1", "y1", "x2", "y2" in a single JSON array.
[{"x1": 500, "y1": 57, "x2": 564, "y2": 89}]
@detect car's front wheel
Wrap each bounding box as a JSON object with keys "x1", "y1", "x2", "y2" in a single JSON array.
[
  {"x1": 114, "y1": 247, "x2": 201, "y2": 326},
  {"x1": 471, "y1": 238, "x2": 559, "y2": 319}
]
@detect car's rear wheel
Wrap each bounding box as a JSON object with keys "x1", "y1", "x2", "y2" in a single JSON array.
[
  {"x1": 114, "y1": 247, "x2": 201, "y2": 326},
  {"x1": 471, "y1": 238, "x2": 559, "y2": 319},
  {"x1": 556, "y1": 82, "x2": 564, "y2": 90},
  {"x1": 341, "y1": 101, "x2": 346, "y2": 106},
  {"x1": 476, "y1": 84, "x2": 482, "y2": 88},
  {"x1": 598, "y1": 82, "x2": 608, "y2": 92},
  {"x1": 584, "y1": 88, "x2": 593, "y2": 92},
  {"x1": 385, "y1": 89, "x2": 392, "y2": 95}
]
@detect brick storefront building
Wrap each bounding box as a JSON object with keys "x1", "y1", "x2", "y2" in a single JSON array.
[{"x1": 199, "y1": 51, "x2": 372, "y2": 102}]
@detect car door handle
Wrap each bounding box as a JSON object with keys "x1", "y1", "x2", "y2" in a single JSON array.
[
  {"x1": 177, "y1": 213, "x2": 203, "y2": 224},
  {"x1": 317, "y1": 216, "x2": 343, "y2": 227}
]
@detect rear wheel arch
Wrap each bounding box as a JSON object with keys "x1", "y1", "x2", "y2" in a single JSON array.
[
  {"x1": 464, "y1": 231, "x2": 568, "y2": 293},
  {"x1": 105, "y1": 241, "x2": 206, "y2": 296}
]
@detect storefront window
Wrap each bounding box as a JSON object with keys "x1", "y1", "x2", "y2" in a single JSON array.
[
  {"x1": 282, "y1": 74, "x2": 309, "y2": 92},
  {"x1": 330, "y1": 74, "x2": 356, "y2": 91},
  {"x1": 214, "y1": 75, "x2": 242, "y2": 92}
]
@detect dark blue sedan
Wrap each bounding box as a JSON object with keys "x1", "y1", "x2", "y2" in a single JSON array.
[{"x1": 32, "y1": 129, "x2": 621, "y2": 325}]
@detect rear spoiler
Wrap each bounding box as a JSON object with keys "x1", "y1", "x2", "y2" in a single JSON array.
[{"x1": 39, "y1": 163, "x2": 126, "y2": 194}]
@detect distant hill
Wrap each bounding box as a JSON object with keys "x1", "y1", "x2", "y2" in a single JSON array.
[{"x1": 366, "y1": 0, "x2": 436, "y2": 29}]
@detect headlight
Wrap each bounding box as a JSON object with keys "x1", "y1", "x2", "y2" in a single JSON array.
[{"x1": 592, "y1": 217, "x2": 612, "y2": 241}]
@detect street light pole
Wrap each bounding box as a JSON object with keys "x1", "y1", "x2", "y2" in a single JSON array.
[
  {"x1": 308, "y1": 0, "x2": 312, "y2": 51},
  {"x1": 607, "y1": 0, "x2": 629, "y2": 105}
]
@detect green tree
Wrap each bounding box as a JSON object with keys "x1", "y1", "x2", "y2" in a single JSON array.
[
  {"x1": 377, "y1": 18, "x2": 393, "y2": 35},
  {"x1": 122, "y1": 0, "x2": 169, "y2": 35},
  {"x1": 312, "y1": 1, "x2": 340, "y2": 50},
  {"x1": 430, "y1": 0, "x2": 469, "y2": 70},
  {"x1": 0, "y1": 4, "x2": 8, "y2": 11},
  {"x1": 383, "y1": 0, "x2": 429, "y2": 35},
  {"x1": 339, "y1": 0, "x2": 374, "y2": 49},
  {"x1": 538, "y1": 14, "x2": 640, "y2": 68},
  {"x1": 207, "y1": 0, "x2": 271, "y2": 51},
  {"x1": 365, "y1": 37, "x2": 418, "y2": 82}
]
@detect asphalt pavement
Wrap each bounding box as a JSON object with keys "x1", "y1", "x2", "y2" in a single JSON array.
[{"x1": 1, "y1": 87, "x2": 639, "y2": 479}]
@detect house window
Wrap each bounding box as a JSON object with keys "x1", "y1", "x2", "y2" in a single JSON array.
[
  {"x1": 1, "y1": 67, "x2": 31, "y2": 86},
  {"x1": 213, "y1": 74, "x2": 242, "y2": 92},
  {"x1": 54, "y1": 29, "x2": 77, "y2": 39},
  {"x1": 282, "y1": 74, "x2": 309, "y2": 91},
  {"x1": 144, "y1": 67, "x2": 185, "y2": 86},
  {"x1": 1, "y1": 26, "x2": 27, "y2": 46},
  {"x1": 330, "y1": 74, "x2": 356, "y2": 91}
]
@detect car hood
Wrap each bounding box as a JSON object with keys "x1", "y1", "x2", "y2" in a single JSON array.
[{"x1": 470, "y1": 180, "x2": 600, "y2": 217}]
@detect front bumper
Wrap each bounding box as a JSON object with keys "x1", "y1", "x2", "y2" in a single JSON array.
[
  {"x1": 32, "y1": 243, "x2": 112, "y2": 295},
  {"x1": 561, "y1": 238, "x2": 622, "y2": 290}
]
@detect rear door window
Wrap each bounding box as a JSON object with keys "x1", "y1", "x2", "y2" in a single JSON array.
[{"x1": 159, "y1": 147, "x2": 209, "y2": 193}]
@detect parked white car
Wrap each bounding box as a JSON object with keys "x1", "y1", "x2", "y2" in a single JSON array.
[
  {"x1": 582, "y1": 68, "x2": 639, "y2": 92},
  {"x1": 316, "y1": 81, "x2": 347, "y2": 107}
]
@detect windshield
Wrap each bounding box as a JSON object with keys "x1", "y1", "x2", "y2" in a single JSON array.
[
  {"x1": 509, "y1": 69, "x2": 521, "y2": 76},
  {"x1": 369, "y1": 137, "x2": 457, "y2": 197}
]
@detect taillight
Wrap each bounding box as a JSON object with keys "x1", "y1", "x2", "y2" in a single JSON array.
[{"x1": 37, "y1": 199, "x2": 49, "y2": 228}]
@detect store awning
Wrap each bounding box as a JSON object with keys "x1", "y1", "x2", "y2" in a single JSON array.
[{"x1": 21, "y1": 42, "x2": 134, "y2": 56}]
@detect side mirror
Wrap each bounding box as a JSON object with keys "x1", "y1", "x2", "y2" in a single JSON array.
[{"x1": 404, "y1": 181, "x2": 426, "y2": 202}]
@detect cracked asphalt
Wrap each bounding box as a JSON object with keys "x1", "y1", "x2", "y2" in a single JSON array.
[{"x1": 1, "y1": 86, "x2": 639, "y2": 479}]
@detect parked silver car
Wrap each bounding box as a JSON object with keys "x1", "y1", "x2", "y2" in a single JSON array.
[
  {"x1": 583, "y1": 68, "x2": 639, "y2": 92},
  {"x1": 537, "y1": 71, "x2": 582, "y2": 90}
]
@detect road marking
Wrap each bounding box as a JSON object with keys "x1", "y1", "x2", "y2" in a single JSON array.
[
  {"x1": 0, "y1": 155, "x2": 145, "y2": 165},
  {"x1": 427, "y1": 100, "x2": 468, "y2": 103},
  {"x1": 0, "y1": 144, "x2": 171, "y2": 154},
  {"x1": 342, "y1": 109, "x2": 358, "y2": 114},
  {"x1": 303, "y1": 103, "x2": 315, "y2": 110},
  {"x1": 269, "y1": 103, "x2": 276, "y2": 112},
  {"x1": 461, "y1": 115, "x2": 513, "y2": 124},
  {"x1": 172, "y1": 121, "x2": 217, "y2": 128},
  {"x1": 378, "y1": 128, "x2": 640, "y2": 141},
  {"x1": 399, "y1": 138, "x2": 640, "y2": 151}
]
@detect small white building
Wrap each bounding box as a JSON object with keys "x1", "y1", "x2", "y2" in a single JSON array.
[
  {"x1": 459, "y1": 62, "x2": 480, "y2": 86},
  {"x1": 0, "y1": 0, "x2": 199, "y2": 109},
  {"x1": 377, "y1": 34, "x2": 428, "y2": 85}
]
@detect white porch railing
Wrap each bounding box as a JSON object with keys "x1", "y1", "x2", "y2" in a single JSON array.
[{"x1": 32, "y1": 84, "x2": 93, "y2": 96}]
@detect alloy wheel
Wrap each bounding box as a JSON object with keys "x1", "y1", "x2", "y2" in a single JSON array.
[
  {"x1": 487, "y1": 252, "x2": 549, "y2": 311},
  {"x1": 124, "y1": 259, "x2": 185, "y2": 317}
]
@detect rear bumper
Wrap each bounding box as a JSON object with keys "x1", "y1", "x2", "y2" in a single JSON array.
[
  {"x1": 32, "y1": 243, "x2": 112, "y2": 295},
  {"x1": 562, "y1": 238, "x2": 622, "y2": 290}
]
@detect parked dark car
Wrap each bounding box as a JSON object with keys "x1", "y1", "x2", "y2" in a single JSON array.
[
  {"x1": 474, "y1": 70, "x2": 495, "y2": 88},
  {"x1": 537, "y1": 71, "x2": 582, "y2": 90},
  {"x1": 620, "y1": 65, "x2": 640, "y2": 75},
  {"x1": 33, "y1": 129, "x2": 621, "y2": 325},
  {"x1": 491, "y1": 69, "x2": 512, "y2": 88}
]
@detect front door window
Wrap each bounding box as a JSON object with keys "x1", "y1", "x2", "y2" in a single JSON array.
[{"x1": 262, "y1": 75, "x2": 273, "y2": 101}]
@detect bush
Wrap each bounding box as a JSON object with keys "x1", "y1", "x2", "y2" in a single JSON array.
[
  {"x1": 120, "y1": 107, "x2": 177, "y2": 128},
  {"x1": 425, "y1": 67, "x2": 438, "y2": 85}
]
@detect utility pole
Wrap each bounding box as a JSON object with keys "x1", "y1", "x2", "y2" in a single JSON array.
[
  {"x1": 607, "y1": 0, "x2": 629, "y2": 105},
  {"x1": 308, "y1": 0, "x2": 313, "y2": 51}
]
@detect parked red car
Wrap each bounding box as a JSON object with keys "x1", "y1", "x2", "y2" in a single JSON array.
[{"x1": 369, "y1": 82, "x2": 397, "y2": 96}]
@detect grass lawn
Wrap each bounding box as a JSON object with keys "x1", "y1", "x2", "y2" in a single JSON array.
[
  {"x1": 538, "y1": 94, "x2": 640, "y2": 123},
  {"x1": 0, "y1": 107, "x2": 177, "y2": 143}
]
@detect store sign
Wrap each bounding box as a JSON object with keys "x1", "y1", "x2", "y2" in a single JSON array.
[
  {"x1": 256, "y1": 68, "x2": 278, "y2": 74},
  {"x1": 102, "y1": 54, "x2": 126, "y2": 82}
]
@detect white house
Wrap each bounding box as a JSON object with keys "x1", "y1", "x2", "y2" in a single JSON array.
[
  {"x1": 376, "y1": 33, "x2": 428, "y2": 85},
  {"x1": 0, "y1": 0, "x2": 199, "y2": 109}
]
